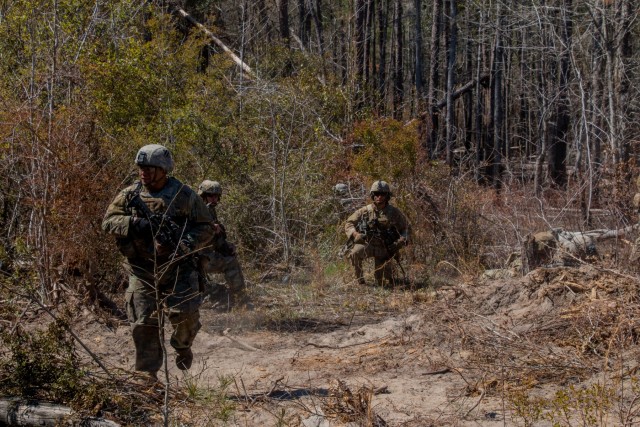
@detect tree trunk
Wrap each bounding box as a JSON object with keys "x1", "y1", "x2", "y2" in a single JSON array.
[
  {"x1": 312, "y1": 0, "x2": 325, "y2": 58},
  {"x1": 548, "y1": 0, "x2": 572, "y2": 188},
  {"x1": 474, "y1": 9, "x2": 487, "y2": 183},
  {"x1": 445, "y1": 0, "x2": 457, "y2": 166},
  {"x1": 298, "y1": 0, "x2": 311, "y2": 48},
  {"x1": 426, "y1": 0, "x2": 442, "y2": 158},
  {"x1": 279, "y1": 0, "x2": 290, "y2": 47},
  {"x1": 616, "y1": 0, "x2": 634, "y2": 163},
  {"x1": 491, "y1": 3, "x2": 505, "y2": 190},
  {"x1": 414, "y1": 0, "x2": 424, "y2": 105},
  {"x1": 363, "y1": 0, "x2": 373, "y2": 100},
  {"x1": 392, "y1": 0, "x2": 403, "y2": 119},
  {"x1": 354, "y1": 0, "x2": 366, "y2": 110},
  {"x1": 377, "y1": 0, "x2": 389, "y2": 113}
]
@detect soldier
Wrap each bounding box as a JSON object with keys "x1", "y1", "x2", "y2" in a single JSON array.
[
  {"x1": 197, "y1": 180, "x2": 247, "y2": 307},
  {"x1": 344, "y1": 180, "x2": 411, "y2": 286},
  {"x1": 102, "y1": 144, "x2": 213, "y2": 380}
]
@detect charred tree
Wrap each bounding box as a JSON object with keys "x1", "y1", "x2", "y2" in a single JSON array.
[{"x1": 548, "y1": 0, "x2": 572, "y2": 188}]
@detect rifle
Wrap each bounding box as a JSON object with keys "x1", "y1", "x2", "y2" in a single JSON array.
[
  {"x1": 366, "y1": 219, "x2": 401, "y2": 249},
  {"x1": 339, "y1": 214, "x2": 406, "y2": 257},
  {"x1": 126, "y1": 183, "x2": 189, "y2": 257}
]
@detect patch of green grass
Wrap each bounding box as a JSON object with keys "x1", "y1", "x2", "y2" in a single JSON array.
[{"x1": 183, "y1": 374, "x2": 237, "y2": 423}]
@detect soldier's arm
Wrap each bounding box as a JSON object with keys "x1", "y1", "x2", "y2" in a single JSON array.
[
  {"x1": 345, "y1": 207, "x2": 365, "y2": 238},
  {"x1": 183, "y1": 192, "x2": 214, "y2": 251},
  {"x1": 102, "y1": 190, "x2": 133, "y2": 238}
]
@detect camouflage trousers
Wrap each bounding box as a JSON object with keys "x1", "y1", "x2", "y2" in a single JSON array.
[
  {"x1": 199, "y1": 252, "x2": 246, "y2": 305},
  {"x1": 348, "y1": 242, "x2": 399, "y2": 286},
  {"x1": 124, "y1": 261, "x2": 202, "y2": 373}
]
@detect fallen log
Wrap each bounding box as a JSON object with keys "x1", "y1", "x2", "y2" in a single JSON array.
[
  {"x1": 0, "y1": 398, "x2": 119, "y2": 426},
  {"x1": 522, "y1": 224, "x2": 639, "y2": 273}
]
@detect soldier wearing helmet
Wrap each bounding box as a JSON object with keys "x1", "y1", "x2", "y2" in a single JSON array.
[
  {"x1": 197, "y1": 180, "x2": 247, "y2": 308},
  {"x1": 344, "y1": 180, "x2": 410, "y2": 286},
  {"x1": 102, "y1": 144, "x2": 213, "y2": 380}
]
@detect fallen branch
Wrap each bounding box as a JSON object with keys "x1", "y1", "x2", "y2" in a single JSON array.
[
  {"x1": 222, "y1": 328, "x2": 261, "y2": 351},
  {"x1": 174, "y1": 7, "x2": 255, "y2": 78},
  {"x1": 422, "y1": 367, "x2": 451, "y2": 375},
  {"x1": 0, "y1": 398, "x2": 119, "y2": 426}
]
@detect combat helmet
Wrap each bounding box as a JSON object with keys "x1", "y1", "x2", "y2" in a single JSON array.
[
  {"x1": 370, "y1": 180, "x2": 392, "y2": 198},
  {"x1": 135, "y1": 144, "x2": 174, "y2": 173},
  {"x1": 198, "y1": 180, "x2": 222, "y2": 196}
]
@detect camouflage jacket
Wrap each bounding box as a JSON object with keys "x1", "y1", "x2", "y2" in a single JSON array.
[
  {"x1": 102, "y1": 177, "x2": 213, "y2": 263},
  {"x1": 345, "y1": 203, "x2": 410, "y2": 244},
  {"x1": 206, "y1": 204, "x2": 229, "y2": 254}
]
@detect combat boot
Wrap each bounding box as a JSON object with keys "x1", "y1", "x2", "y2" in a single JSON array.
[{"x1": 176, "y1": 348, "x2": 193, "y2": 370}]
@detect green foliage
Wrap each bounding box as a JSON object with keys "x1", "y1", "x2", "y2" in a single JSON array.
[
  {"x1": 509, "y1": 389, "x2": 545, "y2": 427},
  {"x1": 348, "y1": 118, "x2": 420, "y2": 184},
  {"x1": 0, "y1": 313, "x2": 85, "y2": 401},
  {"x1": 508, "y1": 383, "x2": 618, "y2": 427},
  {"x1": 546, "y1": 384, "x2": 614, "y2": 426},
  {"x1": 184, "y1": 374, "x2": 237, "y2": 422}
]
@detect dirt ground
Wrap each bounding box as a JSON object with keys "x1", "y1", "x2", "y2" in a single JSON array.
[{"x1": 77, "y1": 262, "x2": 640, "y2": 426}]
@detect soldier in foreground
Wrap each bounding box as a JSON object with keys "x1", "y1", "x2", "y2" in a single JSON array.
[
  {"x1": 197, "y1": 180, "x2": 247, "y2": 307},
  {"x1": 102, "y1": 144, "x2": 213, "y2": 380},
  {"x1": 344, "y1": 180, "x2": 410, "y2": 286}
]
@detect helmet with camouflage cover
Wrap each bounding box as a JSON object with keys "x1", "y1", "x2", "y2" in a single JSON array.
[
  {"x1": 370, "y1": 180, "x2": 392, "y2": 199},
  {"x1": 198, "y1": 180, "x2": 222, "y2": 196},
  {"x1": 134, "y1": 144, "x2": 174, "y2": 173}
]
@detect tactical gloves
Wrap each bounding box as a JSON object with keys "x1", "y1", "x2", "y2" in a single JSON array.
[{"x1": 353, "y1": 232, "x2": 365, "y2": 244}]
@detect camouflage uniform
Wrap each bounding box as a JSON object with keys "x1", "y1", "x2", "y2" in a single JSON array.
[
  {"x1": 197, "y1": 181, "x2": 246, "y2": 306},
  {"x1": 345, "y1": 181, "x2": 410, "y2": 286},
  {"x1": 102, "y1": 147, "x2": 213, "y2": 374}
]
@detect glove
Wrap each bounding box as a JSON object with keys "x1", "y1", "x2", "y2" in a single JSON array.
[
  {"x1": 353, "y1": 232, "x2": 365, "y2": 244},
  {"x1": 130, "y1": 217, "x2": 151, "y2": 237}
]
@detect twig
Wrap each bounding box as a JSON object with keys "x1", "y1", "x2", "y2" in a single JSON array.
[
  {"x1": 305, "y1": 335, "x2": 389, "y2": 349},
  {"x1": 222, "y1": 328, "x2": 261, "y2": 351},
  {"x1": 9, "y1": 301, "x2": 32, "y2": 336},
  {"x1": 422, "y1": 367, "x2": 451, "y2": 375},
  {"x1": 463, "y1": 388, "x2": 486, "y2": 419}
]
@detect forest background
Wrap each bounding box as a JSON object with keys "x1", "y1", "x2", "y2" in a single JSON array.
[{"x1": 1, "y1": 0, "x2": 640, "y2": 424}]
